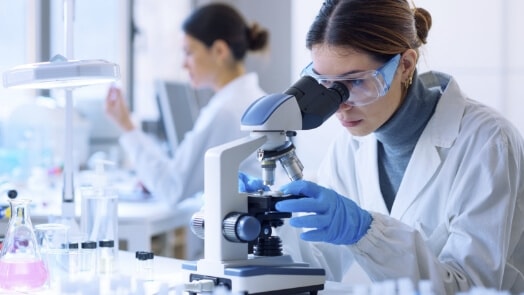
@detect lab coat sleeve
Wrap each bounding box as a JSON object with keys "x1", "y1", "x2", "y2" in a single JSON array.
[
  {"x1": 120, "y1": 129, "x2": 167, "y2": 161},
  {"x1": 118, "y1": 123, "x2": 209, "y2": 208},
  {"x1": 119, "y1": 129, "x2": 189, "y2": 207},
  {"x1": 350, "y1": 213, "x2": 454, "y2": 288}
]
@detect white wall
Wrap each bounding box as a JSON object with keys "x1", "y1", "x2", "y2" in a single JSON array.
[{"x1": 416, "y1": 0, "x2": 522, "y2": 124}]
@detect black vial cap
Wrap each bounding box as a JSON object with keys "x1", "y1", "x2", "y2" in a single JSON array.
[
  {"x1": 7, "y1": 190, "x2": 17, "y2": 199},
  {"x1": 81, "y1": 241, "x2": 97, "y2": 249},
  {"x1": 135, "y1": 251, "x2": 154, "y2": 260},
  {"x1": 68, "y1": 242, "x2": 79, "y2": 249},
  {"x1": 99, "y1": 240, "x2": 115, "y2": 248}
]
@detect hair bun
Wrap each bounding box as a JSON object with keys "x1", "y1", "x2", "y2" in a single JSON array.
[
  {"x1": 413, "y1": 7, "x2": 432, "y2": 45},
  {"x1": 247, "y1": 22, "x2": 269, "y2": 51}
]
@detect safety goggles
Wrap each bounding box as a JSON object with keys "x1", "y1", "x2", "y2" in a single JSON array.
[{"x1": 300, "y1": 54, "x2": 401, "y2": 106}]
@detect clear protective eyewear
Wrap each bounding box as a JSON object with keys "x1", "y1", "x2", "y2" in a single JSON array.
[{"x1": 300, "y1": 54, "x2": 401, "y2": 106}]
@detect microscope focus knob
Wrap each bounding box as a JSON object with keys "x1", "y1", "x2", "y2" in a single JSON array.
[
  {"x1": 190, "y1": 211, "x2": 205, "y2": 240},
  {"x1": 223, "y1": 213, "x2": 261, "y2": 243}
]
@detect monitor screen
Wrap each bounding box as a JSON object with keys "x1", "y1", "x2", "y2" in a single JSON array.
[{"x1": 155, "y1": 80, "x2": 200, "y2": 156}]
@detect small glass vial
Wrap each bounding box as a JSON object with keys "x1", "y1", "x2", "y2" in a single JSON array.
[
  {"x1": 135, "y1": 251, "x2": 154, "y2": 281},
  {"x1": 80, "y1": 241, "x2": 97, "y2": 275},
  {"x1": 98, "y1": 240, "x2": 116, "y2": 274},
  {"x1": 67, "y1": 242, "x2": 80, "y2": 274}
]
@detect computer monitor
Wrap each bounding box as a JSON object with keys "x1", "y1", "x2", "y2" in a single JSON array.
[{"x1": 155, "y1": 80, "x2": 200, "y2": 156}]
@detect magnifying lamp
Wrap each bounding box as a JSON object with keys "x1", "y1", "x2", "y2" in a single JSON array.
[
  {"x1": 3, "y1": 54, "x2": 120, "y2": 89},
  {"x1": 2, "y1": 54, "x2": 120, "y2": 220},
  {"x1": 2, "y1": 0, "x2": 121, "y2": 226}
]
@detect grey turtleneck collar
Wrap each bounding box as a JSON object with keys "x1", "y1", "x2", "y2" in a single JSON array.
[{"x1": 374, "y1": 70, "x2": 441, "y2": 212}]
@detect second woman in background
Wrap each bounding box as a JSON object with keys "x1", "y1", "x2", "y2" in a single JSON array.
[{"x1": 105, "y1": 3, "x2": 269, "y2": 208}]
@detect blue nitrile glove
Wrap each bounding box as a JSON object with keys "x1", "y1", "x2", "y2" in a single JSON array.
[
  {"x1": 275, "y1": 180, "x2": 372, "y2": 245},
  {"x1": 238, "y1": 172, "x2": 270, "y2": 193}
]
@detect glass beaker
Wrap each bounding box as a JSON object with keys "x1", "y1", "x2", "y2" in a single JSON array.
[
  {"x1": 0, "y1": 198, "x2": 49, "y2": 291},
  {"x1": 35, "y1": 223, "x2": 69, "y2": 288}
]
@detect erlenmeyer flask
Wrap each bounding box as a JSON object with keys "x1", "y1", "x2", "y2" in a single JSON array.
[{"x1": 0, "y1": 198, "x2": 49, "y2": 291}]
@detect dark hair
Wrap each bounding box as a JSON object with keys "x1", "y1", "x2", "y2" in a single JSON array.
[
  {"x1": 182, "y1": 3, "x2": 269, "y2": 61},
  {"x1": 306, "y1": 0, "x2": 432, "y2": 63}
]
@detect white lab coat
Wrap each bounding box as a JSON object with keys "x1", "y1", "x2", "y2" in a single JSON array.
[
  {"x1": 119, "y1": 73, "x2": 266, "y2": 207},
  {"x1": 280, "y1": 71, "x2": 524, "y2": 294}
]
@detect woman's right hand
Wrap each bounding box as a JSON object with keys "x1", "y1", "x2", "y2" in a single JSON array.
[
  {"x1": 238, "y1": 172, "x2": 269, "y2": 193},
  {"x1": 105, "y1": 86, "x2": 135, "y2": 132}
]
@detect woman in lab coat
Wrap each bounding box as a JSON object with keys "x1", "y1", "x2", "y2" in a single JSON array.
[
  {"x1": 241, "y1": 0, "x2": 524, "y2": 294},
  {"x1": 105, "y1": 3, "x2": 269, "y2": 208}
]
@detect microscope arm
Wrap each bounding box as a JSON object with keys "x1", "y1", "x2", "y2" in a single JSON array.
[{"x1": 202, "y1": 133, "x2": 268, "y2": 262}]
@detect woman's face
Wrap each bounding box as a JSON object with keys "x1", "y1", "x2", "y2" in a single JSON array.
[
  {"x1": 311, "y1": 45, "x2": 404, "y2": 136},
  {"x1": 182, "y1": 34, "x2": 218, "y2": 89}
]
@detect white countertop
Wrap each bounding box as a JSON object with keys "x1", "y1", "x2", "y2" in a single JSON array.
[{"x1": 0, "y1": 250, "x2": 353, "y2": 294}]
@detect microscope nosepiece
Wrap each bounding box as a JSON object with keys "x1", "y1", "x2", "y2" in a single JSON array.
[{"x1": 258, "y1": 141, "x2": 304, "y2": 185}]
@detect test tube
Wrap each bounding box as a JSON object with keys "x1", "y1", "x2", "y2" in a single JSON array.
[
  {"x1": 80, "y1": 241, "x2": 97, "y2": 275},
  {"x1": 98, "y1": 240, "x2": 116, "y2": 274},
  {"x1": 67, "y1": 242, "x2": 80, "y2": 274},
  {"x1": 135, "y1": 251, "x2": 154, "y2": 281}
]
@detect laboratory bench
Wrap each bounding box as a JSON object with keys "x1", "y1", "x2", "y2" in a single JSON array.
[
  {"x1": 0, "y1": 249, "x2": 510, "y2": 294},
  {"x1": 0, "y1": 250, "x2": 354, "y2": 294}
]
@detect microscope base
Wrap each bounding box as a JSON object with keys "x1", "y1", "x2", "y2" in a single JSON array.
[{"x1": 183, "y1": 261, "x2": 325, "y2": 294}]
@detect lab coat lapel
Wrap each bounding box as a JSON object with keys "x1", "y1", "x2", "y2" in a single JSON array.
[
  {"x1": 390, "y1": 138, "x2": 441, "y2": 219},
  {"x1": 390, "y1": 74, "x2": 465, "y2": 220},
  {"x1": 356, "y1": 136, "x2": 389, "y2": 215}
]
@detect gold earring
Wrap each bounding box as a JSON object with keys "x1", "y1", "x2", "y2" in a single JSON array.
[{"x1": 404, "y1": 74, "x2": 413, "y2": 88}]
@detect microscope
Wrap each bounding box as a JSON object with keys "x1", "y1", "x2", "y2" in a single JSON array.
[{"x1": 184, "y1": 76, "x2": 349, "y2": 295}]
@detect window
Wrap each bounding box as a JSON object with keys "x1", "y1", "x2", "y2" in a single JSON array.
[{"x1": 0, "y1": 1, "x2": 32, "y2": 119}]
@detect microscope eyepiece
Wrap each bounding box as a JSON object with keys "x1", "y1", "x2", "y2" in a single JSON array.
[
  {"x1": 329, "y1": 81, "x2": 350, "y2": 104},
  {"x1": 284, "y1": 75, "x2": 350, "y2": 130}
]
